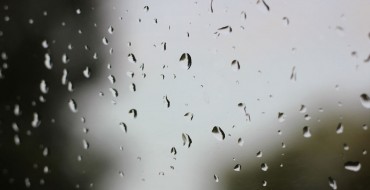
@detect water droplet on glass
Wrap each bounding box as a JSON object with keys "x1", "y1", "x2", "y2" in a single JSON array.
[
  {"x1": 304, "y1": 114, "x2": 311, "y2": 120},
  {"x1": 290, "y1": 66, "x2": 297, "y2": 81},
  {"x1": 262, "y1": 180, "x2": 267, "y2": 187},
  {"x1": 282, "y1": 17, "x2": 289, "y2": 26},
  {"x1": 343, "y1": 143, "x2": 349, "y2": 151},
  {"x1": 336, "y1": 123, "x2": 344, "y2": 134},
  {"x1": 261, "y1": 163, "x2": 268, "y2": 171},
  {"x1": 241, "y1": 11, "x2": 247, "y2": 20},
  {"x1": 68, "y1": 81, "x2": 74, "y2": 92},
  {"x1": 214, "y1": 174, "x2": 219, "y2": 182},
  {"x1": 179, "y1": 53, "x2": 192, "y2": 69},
  {"x1": 107, "y1": 75, "x2": 115, "y2": 84},
  {"x1": 108, "y1": 26, "x2": 114, "y2": 34},
  {"x1": 257, "y1": 0, "x2": 270, "y2": 11},
  {"x1": 25, "y1": 178, "x2": 31, "y2": 188},
  {"x1": 44, "y1": 53, "x2": 52, "y2": 69},
  {"x1": 12, "y1": 123, "x2": 19, "y2": 132},
  {"x1": 278, "y1": 112, "x2": 285, "y2": 122},
  {"x1": 31, "y1": 112, "x2": 41, "y2": 128},
  {"x1": 237, "y1": 138, "x2": 244, "y2": 146},
  {"x1": 214, "y1": 26, "x2": 232, "y2": 36},
  {"x1": 303, "y1": 126, "x2": 311, "y2": 138},
  {"x1": 82, "y1": 67, "x2": 91, "y2": 78},
  {"x1": 362, "y1": 149, "x2": 367, "y2": 155},
  {"x1": 184, "y1": 112, "x2": 194, "y2": 120},
  {"x1": 68, "y1": 99, "x2": 78, "y2": 113},
  {"x1": 110, "y1": 88, "x2": 118, "y2": 97},
  {"x1": 127, "y1": 71, "x2": 134, "y2": 78},
  {"x1": 43, "y1": 147, "x2": 48, "y2": 157},
  {"x1": 161, "y1": 42, "x2": 166, "y2": 51},
  {"x1": 164, "y1": 95, "x2": 170, "y2": 108},
  {"x1": 328, "y1": 177, "x2": 337, "y2": 190},
  {"x1": 144, "y1": 6, "x2": 149, "y2": 12},
  {"x1": 360, "y1": 93, "x2": 370, "y2": 108},
  {"x1": 129, "y1": 109, "x2": 137, "y2": 118},
  {"x1": 171, "y1": 147, "x2": 177, "y2": 155},
  {"x1": 128, "y1": 53, "x2": 137, "y2": 63},
  {"x1": 40, "y1": 80, "x2": 49, "y2": 94},
  {"x1": 76, "y1": 9, "x2": 81, "y2": 15},
  {"x1": 119, "y1": 171, "x2": 125, "y2": 177},
  {"x1": 129, "y1": 83, "x2": 136, "y2": 92},
  {"x1": 182, "y1": 133, "x2": 192, "y2": 148},
  {"x1": 82, "y1": 139, "x2": 89, "y2": 149},
  {"x1": 41, "y1": 40, "x2": 48, "y2": 48},
  {"x1": 234, "y1": 164, "x2": 241, "y2": 171},
  {"x1": 363, "y1": 124, "x2": 368, "y2": 130},
  {"x1": 102, "y1": 37, "x2": 109, "y2": 45},
  {"x1": 212, "y1": 126, "x2": 225, "y2": 141},
  {"x1": 62, "y1": 53, "x2": 70, "y2": 64},
  {"x1": 344, "y1": 161, "x2": 361, "y2": 172},
  {"x1": 231, "y1": 60, "x2": 240, "y2": 71},
  {"x1": 61, "y1": 69, "x2": 68, "y2": 85},
  {"x1": 14, "y1": 135, "x2": 20, "y2": 145},
  {"x1": 256, "y1": 151, "x2": 263, "y2": 158},
  {"x1": 119, "y1": 122, "x2": 127, "y2": 133}
]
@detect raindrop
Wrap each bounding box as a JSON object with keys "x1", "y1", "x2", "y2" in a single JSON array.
[
  {"x1": 363, "y1": 149, "x2": 367, "y2": 155},
  {"x1": 290, "y1": 66, "x2": 297, "y2": 81},
  {"x1": 299, "y1": 105, "x2": 307, "y2": 113},
  {"x1": 128, "y1": 53, "x2": 137, "y2": 63},
  {"x1": 261, "y1": 163, "x2": 268, "y2": 171},
  {"x1": 12, "y1": 123, "x2": 19, "y2": 132},
  {"x1": 237, "y1": 138, "x2": 244, "y2": 146},
  {"x1": 127, "y1": 71, "x2": 134, "y2": 78},
  {"x1": 179, "y1": 53, "x2": 192, "y2": 70},
  {"x1": 212, "y1": 126, "x2": 225, "y2": 141},
  {"x1": 102, "y1": 37, "x2": 109, "y2": 45},
  {"x1": 14, "y1": 135, "x2": 20, "y2": 145},
  {"x1": 119, "y1": 171, "x2": 125, "y2": 177},
  {"x1": 83, "y1": 67, "x2": 91, "y2": 78},
  {"x1": 62, "y1": 53, "x2": 70, "y2": 64},
  {"x1": 41, "y1": 40, "x2": 48, "y2": 48},
  {"x1": 214, "y1": 26, "x2": 232, "y2": 36},
  {"x1": 256, "y1": 151, "x2": 262, "y2": 158},
  {"x1": 76, "y1": 9, "x2": 81, "y2": 15},
  {"x1": 278, "y1": 112, "x2": 285, "y2": 122},
  {"x1": 262, "y1": 180, "x2": 267, "y2": 187},
  {"x1": 184, "y1": 112, "x2": 194, "y2": 120},
  {"x1": 210, "y1": 0, "x2": 214, "y2": 13},
  {"x1": 360, "y1": 93, "x2": 370, "y2": 108},
  {"x1": 343, "y1": 143, "x2": 349, "y2": 151},
  {"x1": 161, "y1": 42, "x2": 166, "y2": 51},
  {"x1": 68, "y1": 99, "x2": 78, "y2": 113},
  {"x1": 82, "y1": 139, "x2": 89, "y2": 149},
  {"x1": 68, "y1": 81, "x2": 74, "y2": 92},
  {"x1": 283, "y1": 17, "x2": 289, "y2": 25},
  {"x1": 109, "y1": 88, "x2": 118, "y2": 97},
  {"x1": 182, "y1": 133, "x2": 192, "y2": 148},
  {"x1": 241, "y1": 11, "x2": 247, "y2": 20},
  {"x1": 170, "y1": 147, "x2": 177, "y2": 155},
  {"x1": 344, "y1": 161, "x2": 361, "y2": 172},
  {"x1": 328, "y1": 177, "x2": 337, "y2": 190},
  {"x1": 108, "y1": 75, "x2": 115, "y2": 84},
  {"x1": 40, "y1": 80, "x2": 49, "y2": 94},
  {"x1": 31, "y1": 112, "x2": 41, "y2": 128},
  {"x1": 42, "y1": 147, "x2": 48, "y2": 157},
  {"x1": 25, "y1": 178, "x2": 31, "y2": 188},
  {"x1": 129, "y1": 109, "x2": 137, "y2": 118},
  {"x1": 336, "y1": 123, "x2": 344, "y2": 134},
  {"x1": 164, "y1": 95, "x2": 170, "y2": 108},
  {"x1": 108, "y1": 26, "x2": 114, "y2": 34},
  {"x1": 129, "y1": 83, "x2": 136, "y2": 92},
  {"x1": 257, "y1": 0, "x2": 270, "y2": 11},
  {"x1": 304, "y1": 114, "x2": 311, "y2": 120},
  {"x1": 62, "y1": 69, "x2": 68, "y2": 85},
  {"x1": 214, "y1": 174, "x2": 219, "y2": 182},
  {"x1": 363, "y1": 124, "x2": 368, "y2": 130},
  {"x1": 44, "y1": 53, "x2": 52, "y2": 69},
  {"x1": 144, "y1": 6, "x2": 149, "y2": 12},
  {"x1": 231, "y1": 60, "x2": 240, "y2": 71},
  {"x1": 234, "y1": 164, "x2": 241, "y2": 171},
  {"x1": 303, "y1": 126, "x2": 311, "y2": 138},
  {"x1": 119, "y1": 122, "x2": 127, "y2": 133}
]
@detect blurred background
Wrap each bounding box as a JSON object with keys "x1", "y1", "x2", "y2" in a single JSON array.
[{"x1": 1, "y1": 0, "x2": 370, "y2": 189}]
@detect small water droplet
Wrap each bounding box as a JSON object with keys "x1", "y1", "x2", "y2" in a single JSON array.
[
  {"x1": 290, "y1": 66, "x2": 297, "y2": 81},
  {"x1": 182, "y1": 133, "x2": 192, "y2": 148},
  {"x1": 299, "y1": 105, "x2": 307, "y2": 113},
  {"x1": 100, "y1": 38, "x2": 110, "y2": 47},
  {"x1": 128, "y1": 53, "x2": 137, "y2": 63},
  {"x1": 237, "y1": 138, "x2": 244, "y2": 146},
  {"x1": 68, "y1": 99, "x2": 78, "y2": 113},
  {"x1": 82, "y1": 67, "x2": 91, "y2": 78},
  {"x1": 164, "y1": 95, "x2": 170, "y2": 108},
  {"x1": 360, "y1": 93, "x2": 370, "y2": 108},
  {"x1": 31, "y1": 112, "x2": 41, "y2": 128},
  {"x1": 212, "y1": 126, "x2": 225, "y2": 141},
  {"x1": 256, "y1": 151, "x2": 262, "y2": 158},
  {"x1": 82, "y1": 139, "x2": 89, "y2": 149},
  {"x1": 76, "y1": 9, "x2": 81, "y2": 15},
  {"x1": 363, "y1": 124, "x2": 368, "y2": 130},
  {"x1": 362, "y1": 149, "x2": 367, "y2": 155},
  {"x1": 214, "y1": 174, "x2": 219, "y2": 182},
  {"x1": 25, "y1": 178, "x2": 31, "y2": 188},
  {"x1": 344, "y1": 161, "x2": 361, "y2": 172},
  {"x1": 119, "y1": 122, "x2": 127, "y2": 133},
  {"x1": 303, "y1": 126, "x2": 311, "y2": 138},
  {"x1": 214, "y1": 26, "x2": 232, "y2": 36},
  {"x1": 241, "y1": 11, "x2": 247, "y2": 20},
  {"x1": 129, "y1": 83, "x2": 136, "y2": 92},
  {"x1": 282, "y1": 17, "x2": 289, "y2": 26},
  {"x1": 127, "y1": 71, "x2": 134, "y2": 78},
  {"x1": 262, "y1": 180, "x2": 267, "y2": 187},
  {"x1": 184, "y1": 112, "x2": 194, "y2": 120},
  {"x1": 304, "y1": 114, "x2": 311, "y2": 120},
  {"x1": 42, "y1": 147, "x2": 48, "y2": 157},
  {"x1": 343, "y1": 143, "x2": 349, "y2": 151},
  {"x1": 119, "y1": 171, "x2": 124, "y2": 177},
  {"x1": 278, "y1": 112, "x2": 285, "y2": 122},
  {"x1": 68, "y1": 81, "x2": 73, "y2": 92},
  {"x1": 108, "y1": 26, "x2": 114, "y2": 34},
  {"x1": 129, "y1": 109, "x2": 137, "y2": 118},
  {"x1": 62, "y1": 53, "x2": 70, "y2": 64},
  {"x1": 234, "y1": 164, "x2": 241, "y2": 171},
  {"x1": 109, "y1": 88, "x2": 118, "y2": 97},
  {"x1": 107, "y1": 75, "x2": 115, "y2": 84},
  {"x1": 231, "y1": 60, "x2": 240, "y2": 71},
  {"x1": 261, "y1": 163, "x2": 268, "y2": 171},
  {"x1": 14, "y1": 134, "x2": 20, "y2": 145},
  {"x1": 170, "y1": 147, "x2": 177, "y2": 155},
  {"x1": 144, "y1": 6, "x2": 149, "y2": 12},
  {"x1": 328, "y1": 177, "x2": 337, "y2": 190},
  {"x1": 179, "y1": 53, "x2": 192, "y2": 69},
  {"x1": 41, "y1": 40, "x2": 48, "y2": 48},
  {"x1": 44, "y1": 53, "x2": 52, "y2": 69},
  {"x1": 61, "y1": 69, "x2": 68, "y2": 85},
  {"x1": 336, "y1": 123, "x2": 344, "y2": 134},
  {"x1": 40, "y1": 80, "x2": 49, "y2": 94}
]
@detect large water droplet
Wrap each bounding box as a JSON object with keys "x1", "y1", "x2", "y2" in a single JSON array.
[
  {"x1": 128, "y1": 53, "x2": 137, "y2": 63},
  {"x1": 303, "y1": 126, "x2": 311, "y2": 138},
  {"x1": 68, "y1": 99, "x2": 78, "y2": 113},
  {"x1": 328, "y1": 177, "x2": 337, "y2": 190},
  {"x1": 231, "y1": 60, "x2": 240, "y2": 71},
  {"x1": 179, "y1": 53, "x2": 192, "y2": 69},
  {"x1": 212, "y1": 126, "x2": 225, "y2": 141},
  {"x1": 234, "y1": 164, "x2": 241, "y2": 171},
  {"x1": 360, "y1": 93, "x2": 370, "y2": 108},
  {"x1": 344, "y1": 161, "x2": 361, "y2": 172}
]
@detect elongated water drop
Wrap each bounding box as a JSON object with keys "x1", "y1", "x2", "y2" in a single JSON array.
[
  {"x1": 82, "y1": 139, "x2": 89, "y2": 149},
  {"x1": 214, "y1": 174, "x2": 219, "y2": 182},
  {"x1": 119, "y1": 122, "x2": 127, "y2": 133},
  {"x1": 68, "y1": 99, "x2": 78, "y2": 113},
  {"x1": 303, "y1": 126, "x2": 311, "y2": 138},
  {"x1": 344, "y1": 161, "x2": 361, "y2": 172},
  {"x1": 40, "y1": 80, "x2": 49, "y2": 94}
]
